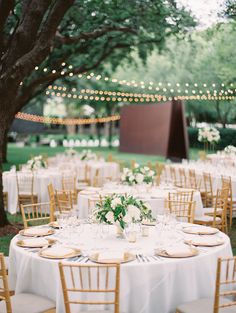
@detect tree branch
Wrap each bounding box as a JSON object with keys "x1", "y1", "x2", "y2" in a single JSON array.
[
  {"x1": 0, "y1": 0, "x2": 14, "y2": 54},
  {"x1": 55, "y1": 26, "x2": 137, "y2": 44}
]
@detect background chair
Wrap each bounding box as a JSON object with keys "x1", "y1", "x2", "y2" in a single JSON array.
[
  {"x1": 21, "y1": 202, "x2": 52, "y2": 229},
  {"x1": 0, "y1": 253, "x2": 56, "y2": 313},
  {"x1": 16, "y1": 172, "x2": 38, "y2": 208},
  {"x1": 55, "y1": 190, "x2": 74, "y2": 213},
  {"x1": 176, "y1": 256, "x2": 236, "y2": 313},
  {"x1": 59, "y1": 262, "x2": 120, "y2": 313},
  {"x1": 165, "y1": 198, "x2": 195, "y2": 223}
]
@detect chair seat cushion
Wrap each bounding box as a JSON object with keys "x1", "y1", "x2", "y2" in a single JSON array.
[
  {"x1": 203, "y1": 207, "x2": 223, "y2": 214},
  {"x1": 194, "y1": 215, "x2": 221, "y2": 223},
  {"x1": 177, "y1": 297, "x2": 236, "y2": 313},
  {"x1": 0, "y1": 293, "x2": 55, "y2": 313}
]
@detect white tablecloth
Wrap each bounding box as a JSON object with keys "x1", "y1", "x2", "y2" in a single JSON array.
[
  {"x1": 3, "y1": 161, "x2": 120, "y2": 214},
  {"x1": 3, "y1": 170, "x2": 63, "y2": 214},
  {"x1": 9, "y1": 224, "x2": 232, "y2": 313},
  {"x1": 77, "y1": 184, "x2": 204, "y2": 219}
]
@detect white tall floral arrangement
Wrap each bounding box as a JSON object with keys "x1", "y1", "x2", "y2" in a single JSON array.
[
  {"x1": 121, "y1": 163, "x2": 156, "y2": 185},
  {"x1": 198, "y1": 126, "x2": 220, "y2": 152},
  {"x1": 26, "y1": 155, "x2": 47, "y2": 170}
]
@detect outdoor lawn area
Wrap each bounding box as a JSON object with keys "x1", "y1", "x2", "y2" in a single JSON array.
[{"x1": 3, "y1": 144, "x2": 201, "y2": 171}]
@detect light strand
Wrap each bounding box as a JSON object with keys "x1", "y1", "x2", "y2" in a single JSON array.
[{"x1": 15, "y1": 112, "x2": 120, "y2": 125}]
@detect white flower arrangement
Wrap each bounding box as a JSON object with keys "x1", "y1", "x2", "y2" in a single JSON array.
[
  {"x1": 65, "y1": 148, "x2": 78, "y2": 156},
  {"x1": 26, "y1": 155, "x2": 47, "y2": 170},
  {"x1": 79, "y1": 149, "x2": 97, "y2": 161},
  {"x1": 224, "y1": 145, "x2": 236, "y2": 155},
  {"x1": 198, "y1": 127, "x2": 220, "y2": 144},
  {"x1": 95, "y1": 194, "x2": 154, "y2": 230},
  {"x1": 121, "y1": 163, "x2": 156, "y2": 185}
]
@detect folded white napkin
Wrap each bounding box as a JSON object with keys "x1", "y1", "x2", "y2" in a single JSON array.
[
  {"x1": 24, "y1": 228, "x2": 50, "y2": 236},
  {"x1": 43, "y1": 246, "x2": 74, "y2": 257},
  {"x1": 21, "y1": 238, "x2": 48, "y2": 247},
  {"x1": 97, "y1": 251, "x2": 124, "y2": 261},
  {"x1": 161, "y1": 245, "x2": 193, "y2": 257}
]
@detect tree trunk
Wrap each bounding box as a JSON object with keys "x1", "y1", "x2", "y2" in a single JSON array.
[
  {"x1": 2, "y1": 128, "x2": 8, "y2": 163},
  {"x1": 0, "y1": 124, "x2": 9, "y2": 226},
  {"x1": 108, "y1": 122, "x2": 113, "y2": 149}
]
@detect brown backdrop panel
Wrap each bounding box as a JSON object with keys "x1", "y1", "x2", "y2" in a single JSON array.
[
  {"x1": 119, "y1": 100, "x2": 189, "y2": 159},
  {"x1": 119, "y1": 102, "x2": 173, "y2": 155}
]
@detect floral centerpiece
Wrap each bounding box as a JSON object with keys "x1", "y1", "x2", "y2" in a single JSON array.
[
  {"x1": 26, "y1": 155, "x2": 47, "y2": 170},
  {"x1": 121, "y1": 164, "x2": 156, "y2": 185},
  {"x1": 198, "y1": 126, "x2": 220, "y2": 152},
  {"x1": 95, "y1": 194, "x2": 154, "y2": 230},
  {"x1": 65, "y1": 148, "x2": 78, "y2": 157},
  {"x1": 79, "y1": 149, "x2": 97, "y2": 161},
  {"x1": 224, "y1": 145, "x2": 236, "y2": 155}
]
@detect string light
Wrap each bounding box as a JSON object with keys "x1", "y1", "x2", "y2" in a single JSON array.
[{"x1": 15, "y1": 112, "x2": 120, "y2": 125}]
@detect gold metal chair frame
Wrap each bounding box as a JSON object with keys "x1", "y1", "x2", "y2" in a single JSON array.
[{"x1": 59, "y1": 262, "x2": 120, "y2": 313}]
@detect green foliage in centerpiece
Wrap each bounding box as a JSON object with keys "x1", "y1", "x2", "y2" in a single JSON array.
[
  {"x1": 79, "y1": 149, "x2": 98, "y2": 161},
  {"x1": 95, "y1": 194, "x2": 153, "y2": 230},
  {"x1": 121, "y1": 163, "x2": 156, "y2": 185}
]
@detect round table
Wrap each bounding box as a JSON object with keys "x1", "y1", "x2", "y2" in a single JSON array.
[
  {"x1": 9, "y1": 223, "x2": 232, "y2": 313},
  {"x1": 77, "y1": 184, "x2": 204, "y2": 219}
]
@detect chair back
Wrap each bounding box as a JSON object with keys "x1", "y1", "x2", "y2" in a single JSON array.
[
  {"x1": 165, "y1": 198, "x2": 195, "y2": 223},
  {"x1": 0, "y1": 254, "x2": 11, "y2": 313},
  {"x1": 21, "y1": 202, "x2": 51, "y2": 229},
  {"x1": 188, "y1": 169, "x2": 201, "y2": 190},
  {"x1": 214, "y1": 257, "x2": 236, "y2": 313},
  {"x1": 59, "y1": 263, "x2": 120, "y2": 313},
  {"x1": 168, "y1": 190, "x2": 194, "y2": 202},
  {"x1": 169, "y1": 166, "x2": 177, "y2": 184},
  {"x1": 48, "y1": 183, "x2": 56, "y2": 221},
  {"x1": 203, "y1": 172, "x2": 214, "y2": 207},
  {"x1": 62, "y1": 175, "x2": 77, "y2": 204},
  {"x1": 178, "y1": 168, "x2": 187, "y2": 188},
  {"x1": 55, "y1": 190, "x2": 74, "y2": 212},
  {"x1": 212, "y1": 188, "x2": 229, "y2": 232},
  {"x1": 16, "y1": 172, "x2": 34, "y2": 195}
]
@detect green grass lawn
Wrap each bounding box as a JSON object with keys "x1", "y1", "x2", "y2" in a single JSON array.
[{"x1": 3, "y1": 144, "x2": 200, "y2": 171}]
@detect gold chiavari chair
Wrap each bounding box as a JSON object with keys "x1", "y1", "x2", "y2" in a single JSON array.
[
  {"x1": 107, "y1": 154, "x2": 113, "y2": 162},
  {"x1": 88, "y1": 195, "x2": 102, "y2": 216},
  {"x1": 62, "y1": 175, "x2": 77, "y2": 204},
  {"x1": 221, "y1": 175, "x2": 236, "y2": 228},
  {"x1": 21, "y1": 202, "x2": 52, "y2": 229},
  {"x1": 168, "y1": 190, "x2": 194, "y2": 203},
  {"x1": 178, "y1": 168, "x2": 187, "y2": 188},
  {"x1": 147, "y1": 161, "x2": 153, "y2": 170},
  {"x1": 188, "y1": 169, "x2": 202, "y2": 190},
  {"x1": 55, "y1": 190, "x2": 74, "y2": 213},
  {"x1": 165, "y1": 198, "x2": 195, "y2": 223},
  {"x1": 203, "y1": 172, "x2": 214, "y2": 207},
  {"x1": 0, "y1": 253, "x2": 56, "y2": 313},
  {"x1": 155, "y1": 163, "x2": 165, "y2": 185},
  {"x1": 16, "y1": 172, "x2": 38, "y2": 208},
  {"x1": 194, "y1": 188, "x2": 229, "y2": 233},
  {"x1": 169, "y1": 166, "x2": 182, "y2": 187},
  {"x1": 59, "y1": 262, "x2": 120, "y2": 313},
  {"x1": 3, "y1": 192, "x2": 8, "y2": 210},
  {"x1": 176, "y1": 256, "x2": 236, "y2": 313},
  {"x1": 131, "y1": 160, "x2": 136, "y2": 169},
  {"x1": 48, "y1": 184, "x2": 56, "y2": 221},
  {"x1": 91, "y1": 169, "x2": 102, "y2": 187},
  {"x1": 198, "y1": 150, "x2": 207, "y2": 161}
]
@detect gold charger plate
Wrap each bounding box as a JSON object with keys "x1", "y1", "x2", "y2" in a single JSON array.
[
  {"x1": 19, "y1": 228, "x2": 55, "y2": 237},
  {"x1": 182, "y1": 226, "x2": 219, "y2": 235},
  {"x1": 16, "y1": 238, "x2": 56, "y2": 248},
  {"x1": 89, "y1": 252, "x2": 135, "y2": 264},
  {"x1": 155, "y1": 247, "x2": 199, "y2": 258},
  {"x1": 185, "y1": 238, "x2": 224, "y2": 247},
  {"x1": 48, "y1": 221, "x2": 60, "y2": 229},
  {"x1": 39, "y1": 247, "x2": 81, "y2": 259}
]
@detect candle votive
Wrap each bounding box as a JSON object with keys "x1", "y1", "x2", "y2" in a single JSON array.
[
  {"x1": 142, "y1": 226, "x2": 149, "y2": 237},
  {"x1": 127, "y1": 231, "x2": 137, "y2": 243}
]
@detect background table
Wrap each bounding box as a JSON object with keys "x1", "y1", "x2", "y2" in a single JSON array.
[{"x1": 77, "y1": 184, "x2": 204, "y2": 219}]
